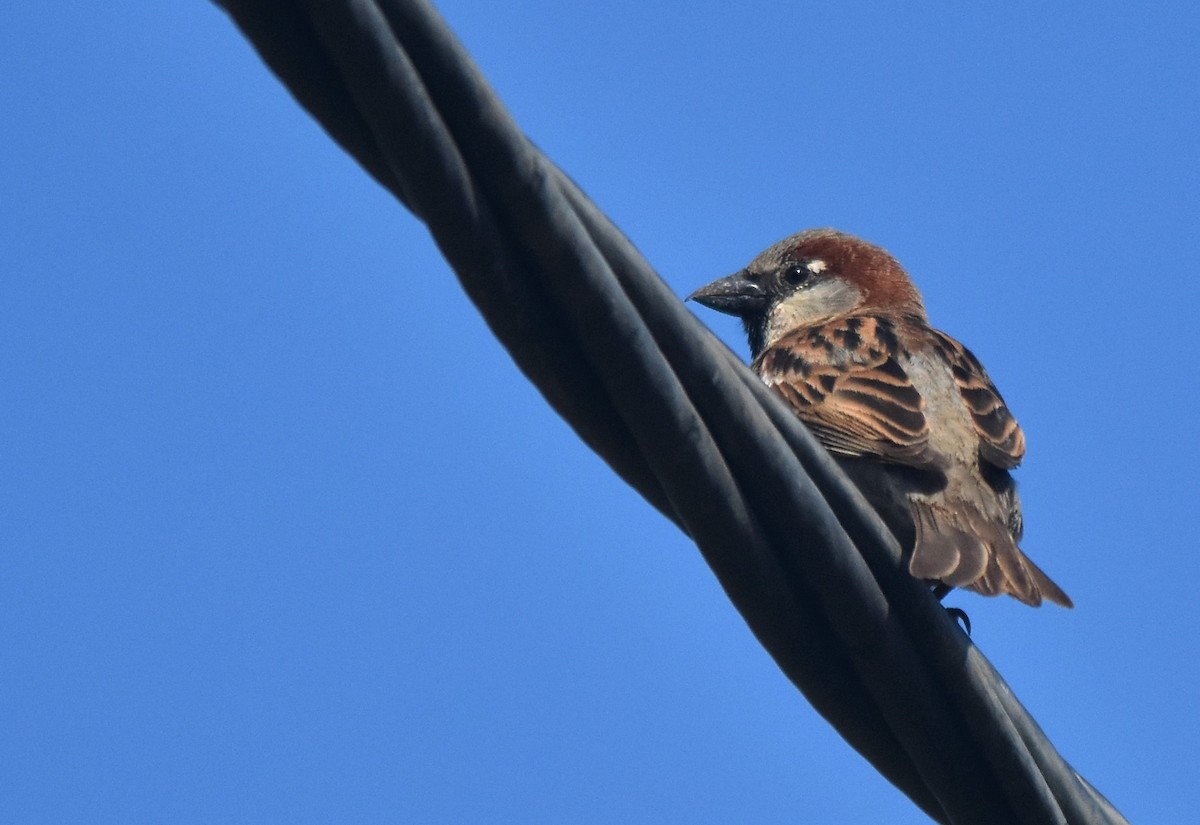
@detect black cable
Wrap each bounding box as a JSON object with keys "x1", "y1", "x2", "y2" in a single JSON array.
[{"x1": 212, "y1": 2, "x2": 1129, "y2": 822}]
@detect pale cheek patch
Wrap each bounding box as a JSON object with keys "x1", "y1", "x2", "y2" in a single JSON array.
[{"x1": 762, "y1": 279, "x2": 863, "y2": 349}]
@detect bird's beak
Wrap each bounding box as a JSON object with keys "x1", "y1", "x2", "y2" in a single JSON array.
[{"x1": 687, "y1": 270, "x2": 768, "y2": 317}]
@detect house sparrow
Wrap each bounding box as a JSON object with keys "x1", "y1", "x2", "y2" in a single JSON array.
[{"x1": 689, "y1": 228, "x2": 1071, "y2": 608}]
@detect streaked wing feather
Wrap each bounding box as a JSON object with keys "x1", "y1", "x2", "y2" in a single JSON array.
[
  {"x1": 930, "y1": 330, "x2": 1026, "y2": 469},
  {"x1": 755, "y1": 316, "x2": 932, "y2": 466}
]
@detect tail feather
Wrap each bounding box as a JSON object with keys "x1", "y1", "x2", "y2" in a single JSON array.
[
  {"x1": 1022, "y1": 555, "x2": 1074, "y2": 608},
  {"x1": 909, "y1": 502, "x2": 987, "y2": 584},
  {"x1": 909, "y1": 500, "x2": 1072, "y2": 608},
  {"x1": 975, "y1": 538, "x2": 1041, "y2": 605}
]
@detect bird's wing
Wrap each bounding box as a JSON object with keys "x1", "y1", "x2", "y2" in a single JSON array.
[
  {"x1": 927, "y1": 329, "x2": 1026, "y2": 470},
  {"x1": 754, "y1": 316, "x2": 935, "y2": 466}
]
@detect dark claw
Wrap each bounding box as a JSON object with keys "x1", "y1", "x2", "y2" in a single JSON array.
[{"x1": 945, "y1": 607, "x2": 972, "y2": 636}]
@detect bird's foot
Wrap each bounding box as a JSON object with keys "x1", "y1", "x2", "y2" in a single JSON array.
[{"x1": 945, "y1": 606, "x2": 972, "y2": 636}]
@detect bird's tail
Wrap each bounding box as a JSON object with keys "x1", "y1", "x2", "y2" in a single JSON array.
[{"x1": 909, "y1": 501, "x2": 1072, "y2": 608}]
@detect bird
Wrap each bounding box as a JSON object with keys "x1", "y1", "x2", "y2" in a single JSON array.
[{"x1": 689, "y1": 228, "x2": 1071, "y2": 608}]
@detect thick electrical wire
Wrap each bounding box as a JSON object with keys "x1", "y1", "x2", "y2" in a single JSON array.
[{"x1": 213, "y1": 2, "x2": 1128, "y2": 822}]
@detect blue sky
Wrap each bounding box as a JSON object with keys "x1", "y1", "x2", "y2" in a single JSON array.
[{"x1": 3, "y1": 3, "x2": 1198, "y2": 822}]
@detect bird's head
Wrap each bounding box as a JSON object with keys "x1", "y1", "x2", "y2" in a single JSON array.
[{"x1": 689, "y1": 228, "x2": 927, "y2": 355}]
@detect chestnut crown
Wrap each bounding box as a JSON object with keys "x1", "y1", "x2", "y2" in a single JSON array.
[{"x1": 691, "y1": 228, "x2": 927, "y2": 354}]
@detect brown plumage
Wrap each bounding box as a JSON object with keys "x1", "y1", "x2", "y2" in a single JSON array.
[{"x1": 690, "y1": 228, "x2": 1071, "y2": 607}]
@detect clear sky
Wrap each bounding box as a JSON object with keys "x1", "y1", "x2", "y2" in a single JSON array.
[{"x1": 3, "y1": 3, "x2": 1198, "y2": 823}]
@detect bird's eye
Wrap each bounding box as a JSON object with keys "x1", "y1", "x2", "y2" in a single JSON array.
[{"x1": 783, "y1": 265, "x2": 811, "y2": 287}]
